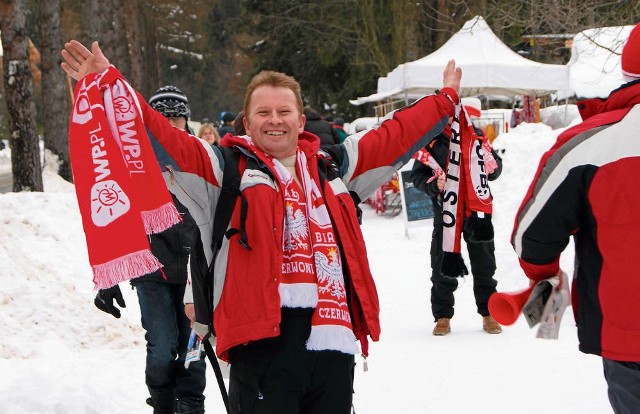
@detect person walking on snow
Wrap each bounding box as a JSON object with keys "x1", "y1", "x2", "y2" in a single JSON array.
[{"x1": 511, "y1": 22, "x2": 640, "y2": 414}]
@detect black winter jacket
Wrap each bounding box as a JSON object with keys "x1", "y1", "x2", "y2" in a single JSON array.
[
  {"x1": 411, "y1": 130, "x2": 502, "y2": 199},
  {"x1": 304, "y1": 112, "x2": 339, "y2": 145},
  {"x1": 132, "y1": 195, "x2": 199, "y2": 284}
]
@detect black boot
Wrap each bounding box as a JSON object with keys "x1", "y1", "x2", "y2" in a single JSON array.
[{"x1": 148, "y1": 388, "x2": 176, "y2": 414}]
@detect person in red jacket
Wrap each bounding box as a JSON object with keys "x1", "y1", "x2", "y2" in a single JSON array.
[
  {"x1": 61, "y1": 39, "x2": 461, "y2": 414},
  {"x1": 511, "y1": 23, "x2": 640, "y2": 414}
]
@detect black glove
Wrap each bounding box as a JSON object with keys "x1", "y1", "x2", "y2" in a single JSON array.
[{"x1": 94, "y1": 285, "x2": 126, "y2": 318}]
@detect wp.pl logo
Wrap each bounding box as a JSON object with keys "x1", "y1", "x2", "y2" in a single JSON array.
[{"x1": 90, "y1": 180, "x2": 131, "y2": 227}]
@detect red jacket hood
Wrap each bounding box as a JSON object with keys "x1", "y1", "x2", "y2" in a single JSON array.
[{"x1": 577, "y1": 79, "x2": 640, "y2": 120}]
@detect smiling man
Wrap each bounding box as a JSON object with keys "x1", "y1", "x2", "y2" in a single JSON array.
[
  {"x1": 62, "y1": 39, "x2": 461, "y2": 414},
  {"x1": 243, "y1": 79, "x2": 305, "y2": 159}
]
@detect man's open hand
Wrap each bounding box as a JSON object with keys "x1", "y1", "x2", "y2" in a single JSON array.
[
  {"x1": 60, "y1": 40, "x2": 110, "y2": 81},
  {"x1": 442, "y1": 59, "x2": 462, "y2": 95}
]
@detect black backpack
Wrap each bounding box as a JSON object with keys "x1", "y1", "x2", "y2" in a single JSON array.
[{"x1": 191, "y1": 146, "x2": 362, "y2": 411}]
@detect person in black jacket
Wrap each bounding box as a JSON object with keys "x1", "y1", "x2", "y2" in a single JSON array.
[
  {"x1": 411, "y1": 120, "x2": 503, "y2": 337},
  {"x1": 93, "y1": 86, "x2": 206, "y2": 414},
  {"x1": 303, "y1": 106, "x2": 339, "y2": 145},
  {"x1": 217, "y1": 111, "x2": 235, "y2": 137}
]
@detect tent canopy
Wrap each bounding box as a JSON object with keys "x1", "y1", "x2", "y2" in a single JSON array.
[
  {"x1": 568, "y1": 25, "x2": 633, "y2": 99},
  {"x1": 351, "y1": 16, "x2": 570, "y2": 105}
]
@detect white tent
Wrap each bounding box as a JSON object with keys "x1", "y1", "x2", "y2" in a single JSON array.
[
  {"x1": 351, "y1": 16, "x2": 570, "y2": 105},
  {"x1": 567, "y1": 25, "x2": 633, "y2": 99}
]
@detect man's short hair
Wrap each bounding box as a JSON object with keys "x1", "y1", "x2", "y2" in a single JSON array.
[{"x1": 244, "y1": 71, "x2": 303, "y2": 117}]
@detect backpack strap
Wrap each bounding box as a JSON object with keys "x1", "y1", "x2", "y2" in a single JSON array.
[
  {"x1": 212, "y1": 147, "x2": 242, "y2": 253},
  {"x1": 193, "y1": 146, "x2": 244, "y2": 330},
  {"x1": 216, "y1": 147, "x2": 252, "y2": 251},
  {"x1": 199, "y1": 145, "x2": 243, "y2": 414}
]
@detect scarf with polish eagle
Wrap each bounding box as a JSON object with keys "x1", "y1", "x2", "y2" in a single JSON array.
[
  {"x1": 68, "y1": 68, "x2": 181, "y2": 289},
  {"x1": 270, "y1": 149, "x2": 358, "y2": 354},
  {"x1": 416, "y1": 104, "x2": 497, "y2": 277}
]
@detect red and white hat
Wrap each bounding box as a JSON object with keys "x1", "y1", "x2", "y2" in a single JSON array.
[
  {"x1": 461, "y1": 97, "x2": 482, "y2": 118},
  {"x1": 622, "y1": 23, "x2": 640, "y2": 80}
]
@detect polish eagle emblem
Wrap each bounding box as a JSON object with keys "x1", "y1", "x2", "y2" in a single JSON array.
[
  {"x1": 284, "y1": 202, "x2": 308, "y2": 251},
  {"x1": 315, "y1": 248, "x2": 345, "y2": 299}
]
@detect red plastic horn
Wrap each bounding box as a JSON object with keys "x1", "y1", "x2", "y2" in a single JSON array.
[{"x1": 488, "y1": 284, "x2": 535, "y2": 326}]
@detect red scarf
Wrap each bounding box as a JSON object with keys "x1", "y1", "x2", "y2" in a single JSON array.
[
  {"x1": 272, "y1": 150, "x2": 357, "y2": 354},
  {"x1": 412, "y1": 148, "x2": 443, "y2": 184},
  {"x1": 440, "y1": 105, "x2": 494, "y2": 277},
  {"x1": 69, "y1": 70, "x2": 180, "y2": 289}
]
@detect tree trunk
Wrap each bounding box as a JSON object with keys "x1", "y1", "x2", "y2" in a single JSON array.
[
  {"x1": 112, "y1": 0, "x2": 131, "y2": 78},
  {"x1": 145, "y1": 17, "x2": 161, "y2": 93},
  {"x1": 80, "y1": 0, "x2": 116, "y2": 66},
  {"x1": 124, "y1": 0, "x2": 157, "y2": 97},
  {"x1": 79, "y1": 0, "x2": 102, "y2": 46},
  {"x1": 0, "y1": 0, "x2": 43, "y2": 192},
  {"x1": 124, "y1": 0, "x2": 144, "y2": 91},
  {"x1": 36, "y1": 0, "x2": 72, "y2": 182}
]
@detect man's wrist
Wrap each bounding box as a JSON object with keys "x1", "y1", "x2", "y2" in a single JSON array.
[{"x1": 439, "y1": 87, "x2": 460, "y2": 105}]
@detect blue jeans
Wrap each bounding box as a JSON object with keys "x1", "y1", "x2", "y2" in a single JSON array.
[{"x1": 136, "y1": 282, "x2": 206, "y2": 410}]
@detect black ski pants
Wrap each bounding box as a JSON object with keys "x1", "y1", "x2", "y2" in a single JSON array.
[
  {"x1": 228, "y1": 308, "x2": 355, "y2": 414},
  {"x1": 429, "y1": 207, "x2": 498, "y2": 320},
  {"x1": 603, "y1": 358, "x2": 640, "y2": 414}
]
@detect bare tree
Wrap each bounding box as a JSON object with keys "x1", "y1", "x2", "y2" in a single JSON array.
[
  {"x1": 36, "y1": 0, "x2": 72, "y2": 182},
  {"x1": 124, "y1": 0, "x2": 146, "y2": 92},
  {"x1": 80, "y1": 0, "x2": 129, "y2": 72},
  {"x1": 0, "y1": 0, "x2": 43, "y2": 192},
  {"x1": 124, "y1": 0, "x2": 160, "y2": 97},
  {"x1": 112, "y1": 0, "x2": 131, "y2": 78}
]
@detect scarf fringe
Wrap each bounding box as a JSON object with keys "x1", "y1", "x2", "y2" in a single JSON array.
[
  {"x1": 279, "y1": 283, "x2": 319, "y2": 308},
  {"x1": 306, "y1": 325, "x2": 358, "y2": 354},
  {"x1": 141, "y1": 201, "x2": 182, "y2": 235},
  {"x1": 441, "y1": 252, "x2": 469, "y2": 278},
  {"x1": 92, "y1": 249, "x2": 162, "y2": 290}
]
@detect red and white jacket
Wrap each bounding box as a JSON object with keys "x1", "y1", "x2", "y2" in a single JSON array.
[
  {"x1": 98, "y1": 68, "x2": 458, "y2": 360},
  {"x1": 512, "y1": 79, "x2": 640, "y2": 361}
]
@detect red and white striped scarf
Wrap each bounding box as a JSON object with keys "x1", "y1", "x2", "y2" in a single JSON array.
[
  {"x1": 436, "y1": 105, "x2": 494, "y2": 276},
  {"x1": 68, "y1": 69, "x2": 180, "y2": 289},
  {"x1": 272, "y1": 150, "x2": 357, "y2": 354}
]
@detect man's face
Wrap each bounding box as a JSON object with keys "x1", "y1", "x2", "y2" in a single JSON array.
[{"x1": 243, "y1": 85, "x2": 305, "y2": 159}]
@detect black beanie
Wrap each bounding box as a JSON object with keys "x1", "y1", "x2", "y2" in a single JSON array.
[{"x1": 149, "y1": 85, "x2": 191, "y2": 120}]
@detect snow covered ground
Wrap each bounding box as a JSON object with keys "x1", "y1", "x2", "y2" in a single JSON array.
[{"x1": 0, "y1": 108, "x2": 613, "y2": 413}]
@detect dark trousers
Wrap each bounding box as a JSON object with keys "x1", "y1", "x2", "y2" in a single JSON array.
[
  {"x1": 136, "y1": 282, "x2": 206, "y2": 410},
  {"x1": 228, "y1": 308, "x2": 355, "y2": 414},
  {"x1": 603, "y1": 358, "x2": 640, "y2": 414},
  {"x1": 430, "y1": 208, "x2": 498, "y2": 320}
]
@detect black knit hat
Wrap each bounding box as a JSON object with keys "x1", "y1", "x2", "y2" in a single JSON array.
[
  {"x1": 221, "y1": 111, "x2": 236, "y2": 123},
  {"x1": 149, "y1": 85, "x2": 191, "y2": 120}
]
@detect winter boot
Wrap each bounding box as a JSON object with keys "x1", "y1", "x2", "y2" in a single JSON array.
[
  {"x1": 483, "y1": 315, "x2": 502, "y2": 334},
  {"x1": 148, "y1": 388, "x2": 176, "y2": 414},
  {"x1": 432, "y1": 318, "x2": 451, "y2": 336}
]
